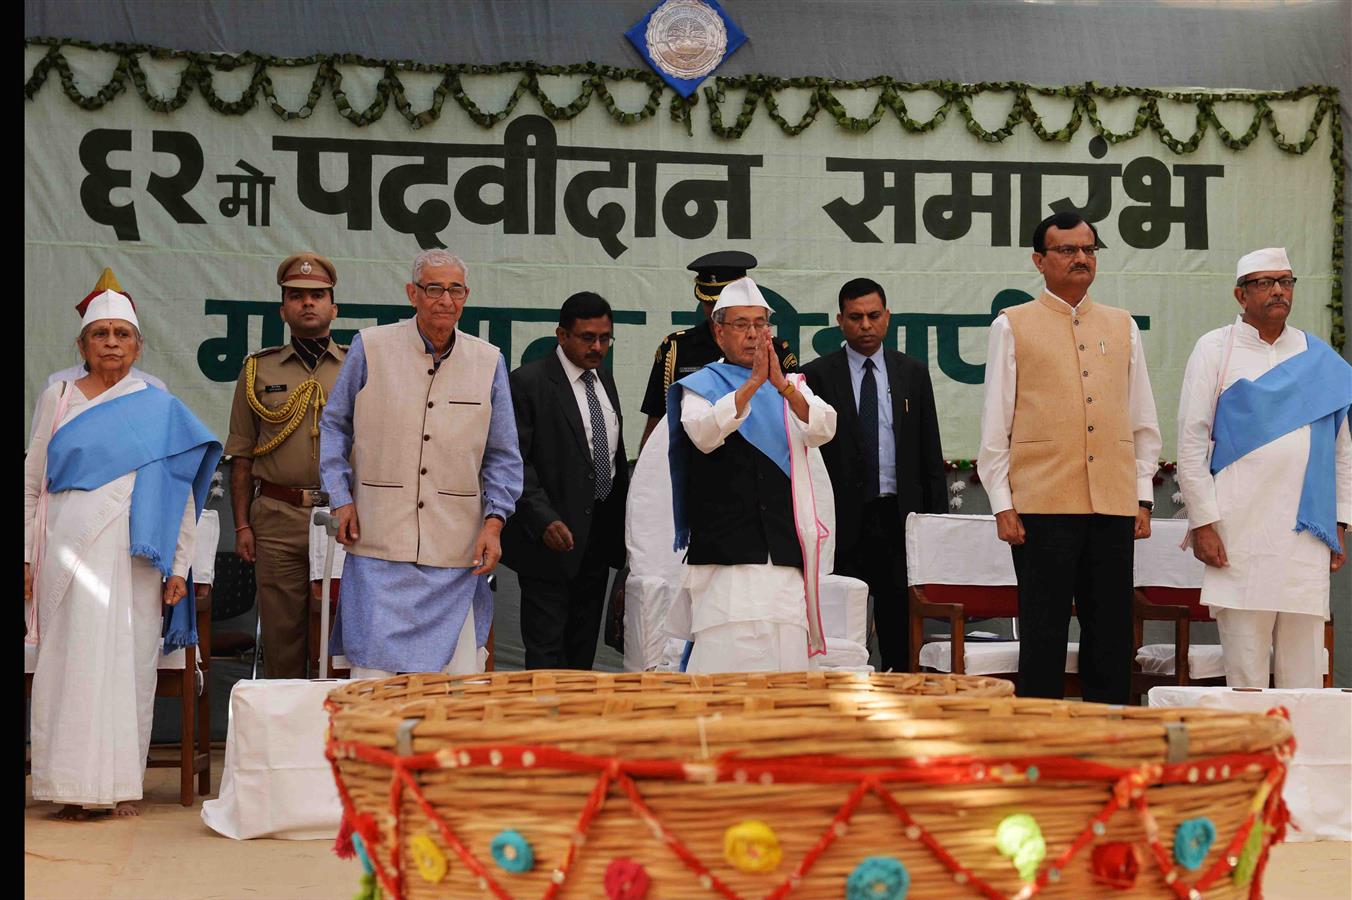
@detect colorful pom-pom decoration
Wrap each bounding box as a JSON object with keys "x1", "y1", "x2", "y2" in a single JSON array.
[
  {"x1": 1173, "y1": 817, "x2": 1216, "y2": 871},
  {"x1": 350, "y1": 832, "x2": 375, "y2": 875},
  {"x1": 1090, "y1": 841, "x2": 1142, "y2": 888},
  {"x1": 995, "y1": 813, "x2": 1046, "y2": 882},
  {"x1": 409, "y1": 832, "x2": 449, "y2": 883},
  {"x1": 723, "y1": 820, "x2": 783, "y2": 873},
  {"x1": 845, "y1": 855, "x2": 910, "y2": 900},
  {"x1": 604, "y1": 858, "x2": 651, "y2": 900},
  {"x1": 490, "y1": 828, "x2": 536, "y2": 873},
  {"x1": 1232, "y1": 822, "x2": 1270, "y2": 887}
]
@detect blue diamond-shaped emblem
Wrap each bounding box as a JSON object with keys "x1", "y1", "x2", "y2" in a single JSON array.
[{"x1": 626, "y1": 0, "x2": 747, "y2": 98}]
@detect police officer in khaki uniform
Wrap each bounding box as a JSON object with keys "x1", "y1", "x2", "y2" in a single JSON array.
[
  {"x1": 638, "y1": 251, "x2": 796, "y2": 450},
  {"x1": 226, "y1": 253, "x2": 347, "y2": 678}
]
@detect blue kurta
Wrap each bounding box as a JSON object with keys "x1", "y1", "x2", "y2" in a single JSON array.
[{"x1": 318, "y1": 328, "x2": 523, "y2": 672}]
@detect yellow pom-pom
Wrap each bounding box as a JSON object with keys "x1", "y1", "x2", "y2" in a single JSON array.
[
  {"x1": 409, "y1": 832, "x2": 448, "y2": 883},
  {"x1": 723, "y1": 820, "x2": 782, "y2": 873}
]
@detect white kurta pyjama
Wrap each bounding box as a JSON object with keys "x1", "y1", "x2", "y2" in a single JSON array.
[
  {"x1": 25, "y1": 378, "x2": 196, "y2": 807},
  {"x1": 1176, "y1": 319, "x2": 1352, "y2": 687},
  {"x1": 678, "y1": 379, "x2": 837, "y2": 674}
]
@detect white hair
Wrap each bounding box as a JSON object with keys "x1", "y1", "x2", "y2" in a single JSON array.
[{"x1": 412, "y1": 249, "x2": 468, "y2": 284}]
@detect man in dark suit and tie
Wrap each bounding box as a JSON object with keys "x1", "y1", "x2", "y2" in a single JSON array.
[
  {"x1": 800, "y1": 278, "x2": 948, "y2": 672},
  {"x1": 502, "y1": 292, "x2": 630, "y2": 669}
]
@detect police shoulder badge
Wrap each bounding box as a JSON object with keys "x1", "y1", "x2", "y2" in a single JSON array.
[{"x1": 626, "y1": 0, "x2": 747, "y2": 98}]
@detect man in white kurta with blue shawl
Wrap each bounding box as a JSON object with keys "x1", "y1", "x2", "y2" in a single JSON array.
[
  {"x1": 24, "y1": 291, "x2": 220, "y2": 816},
  {"x1": 1176, "y1": 247, "x2": 1351, "y2": 688},
  {"x1": 666, "y1": 277, "x2": 837, "y2": 673}
]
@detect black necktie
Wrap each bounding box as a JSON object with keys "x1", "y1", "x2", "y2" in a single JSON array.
[
  {"x1": 581, "y1": 371, "x2": 612, "y2": 500},
  {"x1": 859, "y1": 358, "x2": 880, "y2": 500}
]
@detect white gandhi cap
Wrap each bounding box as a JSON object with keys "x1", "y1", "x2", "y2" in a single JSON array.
[
  {"x1": 80, "y1": 289, "x2": 141, "y2": 331},
  {"x1": 711, "y1": 276, "x2": 772, "y2": 314},
  {"x1": 1235, "y1": 247, "x2": 1293, "y2": 280}
]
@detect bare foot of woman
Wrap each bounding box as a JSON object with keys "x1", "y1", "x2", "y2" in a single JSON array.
[
  {"x1": 112, "y1": 801, "x2": 140, "y2": 817},
  {"x1": 54, "y1": 804, "x2": 89, "y2": 821}
]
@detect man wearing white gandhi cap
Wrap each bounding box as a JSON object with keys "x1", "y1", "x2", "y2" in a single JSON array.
[
  {"x1": 1175, "y1": 247, "x2": 1351, "y2": 688},
  {"x1": 664, "y1": 276, "x2": 837, "y2": 672}
]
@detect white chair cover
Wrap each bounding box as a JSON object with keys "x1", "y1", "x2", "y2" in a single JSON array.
[{"x1": 622, "y1": 415, "x2": 869, "y2": 672}]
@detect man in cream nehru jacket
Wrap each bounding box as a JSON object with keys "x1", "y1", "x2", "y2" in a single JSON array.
[
  {"x1": 1176, "y1": 247, "x2": 1351, "y2": 688},
  {"x1": 977, "y1": 211, "x2": 1162, "y2": 704}
]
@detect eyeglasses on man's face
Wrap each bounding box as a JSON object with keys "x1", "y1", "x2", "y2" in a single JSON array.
[
  {"x1": 721, "y1": 318, "x2": 771, "y2": 334},
  {"x1": 566, "y1": 331, "x2": 614, "y2": 347},
  {"x1": 1240, "y1": 277, "x2": 1297, "y2": 292},
  {"x1": 1042, "y1": 245, "x2": 1100, "y2": 259},
  {"x1": 415, "y1": 282, "x2": 468, "y2": 300}
]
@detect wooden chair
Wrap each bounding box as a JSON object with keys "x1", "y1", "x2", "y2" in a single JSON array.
[
  {"x1": 1132, "y1": 585, "x2": 1336, "y2": 702},
  {"x1": 146, "y1": 587, "x2": 212, "y2": 804},
  {"x1": 25, "y1": 509, "x2": 219, "y2": 806},
  {"x1": 904, "y1": 513, "x2": 1081, "y2": 694}
]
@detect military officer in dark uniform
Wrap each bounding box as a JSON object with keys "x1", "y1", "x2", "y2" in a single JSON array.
[
  {"x1": 638, "y1": 251, "x2": 797, "y2": 449},
  {"x1": 226, "y1": 253, "x2": 347, "y2": 679}
]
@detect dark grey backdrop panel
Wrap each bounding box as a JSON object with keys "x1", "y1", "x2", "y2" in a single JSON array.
[{"x1": 22, "y1": 0, "x2": 1351, "y2": 91}]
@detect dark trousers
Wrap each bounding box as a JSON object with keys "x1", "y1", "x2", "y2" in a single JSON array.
[
  {"x1": 518, "y1": 494, "x2": 620, "y2": 670},
  {"x1": 838, "y1": 497, "x2": 911, "y2": 673},
  {"x1": 1010, "y1": 513, "x2": 1135, "y2": 703}
]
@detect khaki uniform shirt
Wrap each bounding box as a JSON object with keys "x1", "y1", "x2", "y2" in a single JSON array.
[{"x1": 225, "y1": 342, "x2": 348, "y2": 488}]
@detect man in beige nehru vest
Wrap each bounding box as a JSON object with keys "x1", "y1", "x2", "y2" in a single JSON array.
[
  {"x1": 318, "y1": 249, "x2": 523, "y2": 677},
  {"x1": 977, "y1": 211, "x2": 1162, "y2": 704}
]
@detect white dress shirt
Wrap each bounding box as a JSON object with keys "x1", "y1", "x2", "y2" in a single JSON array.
[
  {"x1": 556, "y1": 345, "x2": 619, "y2": 480},
  {"x1": 844, "y1": 344, "x2": 896, "y2": 496},
  {"x1": 976, "y1": 289, "x2": 1162, "y2": 514}
]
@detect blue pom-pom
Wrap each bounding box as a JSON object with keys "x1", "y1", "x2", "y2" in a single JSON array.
[
  {"x1": 845, "y1": 856, "x2": 910, "y2": 900},
  {"x1": 490, "y1": 829, "x2": 535, "y2": 873},
  {"x1": 1173, "y1": 817, "x2": 1217, "y2": 871}
]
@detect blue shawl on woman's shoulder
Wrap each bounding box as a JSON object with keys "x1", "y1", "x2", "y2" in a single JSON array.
[{"x1": 45, "y1": 385, "x2": 222, "y2": 652}]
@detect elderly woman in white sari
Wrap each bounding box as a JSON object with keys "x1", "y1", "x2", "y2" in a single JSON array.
[{"x1": 24, "y1": 290, "x2": 221, "y2": 820}]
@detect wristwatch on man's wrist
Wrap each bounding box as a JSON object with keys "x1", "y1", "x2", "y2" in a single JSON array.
[{"x1": 1138, "y1": 501, "x2": 1154, "y2": 512}]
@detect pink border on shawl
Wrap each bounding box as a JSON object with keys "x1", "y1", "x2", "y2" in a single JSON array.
[
  {"x1": 27, "y1": 381, "x2": 75, "y2": 646},
  {"x1": 783, "y1": 374, "x2": 830, "y2": 657}
]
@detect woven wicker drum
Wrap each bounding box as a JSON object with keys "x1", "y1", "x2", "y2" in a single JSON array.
[{"x1": 326, "y1": 671, "x2": 1292, "y2": 900}]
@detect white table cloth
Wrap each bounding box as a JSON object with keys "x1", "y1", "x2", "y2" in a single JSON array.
[
  {"x1": 201, "y1": 678, "x2": 347, "y2": 840},
  {"x1": 1148, "y1": 686, "x2": 1352, "y2": 841},
  {"x1": 905, "y1": 514, "x2": 1200, "y2": 588}
]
